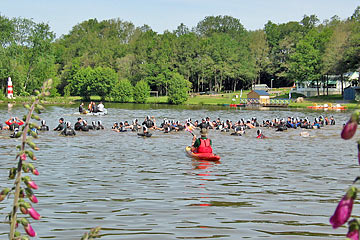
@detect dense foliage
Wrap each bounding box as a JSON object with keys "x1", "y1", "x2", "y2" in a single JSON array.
[
  {"x1": 0, "y1": 7, "x2": 360, "y2": 102},
  {"x1": 133, "y1": 80, "x2": 150, "y2": 103},
  {"x1": 167, "y1": 71, "x2": 191, "y2": 104},
  {"x1": 110, "y1": 78, "x2": 133, "y2": 102}
]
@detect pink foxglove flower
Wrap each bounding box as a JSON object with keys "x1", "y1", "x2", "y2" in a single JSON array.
[
  {"x1": 25, "y1": 188, "x2": 38, "y2": 203},
  {"x1": 347, "y1": 219, "x2": 360, "y2": 240},
  {"x1": 341, "y1": 112, "x2": 359, "y2": 140},
  {"x1": 20, "y1": 218, "x2": 36, "y2": 237},
  {"x1": 28, "y1": 207, "x2": 41, "y2": 220},
  {"x1": 347, "y1": 229, "x2": 359, "y2": 240},
  {"x1": 330, "y1": 187, "x2": 357, "y2": 228},
  {"x1": 23, "y1": 176, "x2": 38, "y2": 190},
  {"x1": 20, "y1": 153, "x2": 27, "y2": 161},
  {"x1": 32, "y1": 168, "x2": 39, "y2": 175}
]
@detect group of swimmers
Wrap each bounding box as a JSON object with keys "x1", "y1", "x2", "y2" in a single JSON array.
[
  {"x1": 2, "y1": 113, "x2": 337, "y2": 138},
  {"x1": 52, "y1": 117, "x2": 105, "y2": 136},
  {"x1": 108, "y1": 114, "x2": 337, "y2": 139}
]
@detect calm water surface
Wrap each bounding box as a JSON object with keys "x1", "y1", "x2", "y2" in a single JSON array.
[{"x1": 0, "y1": 104, "x2": 358, "y2": 239}]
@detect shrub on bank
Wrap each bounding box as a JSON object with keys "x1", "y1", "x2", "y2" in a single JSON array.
[
  {"x1": 167, "y1": 72, "x2": 191, "y2": 105},
  {"x1": 133, "y1": 80, "x2": 150, "y2": 103},
  {"x1": 111, "y1": 78, "x2": 133, "y2": 102}
]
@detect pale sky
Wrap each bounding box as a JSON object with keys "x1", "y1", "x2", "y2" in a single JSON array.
[{"x1": 1, "y1": 0, "x2": 359, "y2": 38}]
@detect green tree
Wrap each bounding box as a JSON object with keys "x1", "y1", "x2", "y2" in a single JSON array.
[
  {"x1": 69, "y1": 66, "x2": 117, "y2": 100},
  {"x1": 111, "y1": 78, "x2": 133, "y2": 102},
  {"x1": 133, "y1": 80, "x2": 150, "y2": 103},
  {"x1": 92, "y1": 67, "x2": 117, "y2": 100},
  {"x1": 289, "y1": 28, "x2": 332, "y2": 95},
  {"x1": 249, "y1": 30, "x2": 271, "y2": 85},
  {"x1": 167, "y1": 72, "x2": 191, "y2": 104}
]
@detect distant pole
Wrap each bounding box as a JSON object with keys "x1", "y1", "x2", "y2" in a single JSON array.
[
  {"x1": 271, "y1": 79, "x2": 274, "y2": 90},
  {"x1": 7, "y1": 77, "x2": 13, "y2": 99}
]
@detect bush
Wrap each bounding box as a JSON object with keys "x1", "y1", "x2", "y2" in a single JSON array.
[
  {"x1": 111, "y1": 78, "x2": 133, "y2": 102},
  {"x1": 133, "y1": 80, "x2": 150, "y2": 103},
  {"x1": 167, "y1": 72, "x2": 191, "y2": 104},
  {"x1": 70, "y1": 67, "x2": 117, "y2": 100}
]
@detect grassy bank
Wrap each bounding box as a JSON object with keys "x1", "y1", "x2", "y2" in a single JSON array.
[
  {"x1": 0, "y1": 96, "x2": 79, "y2": 105},
  {"x1": 1, "y1": 88, "x2": 359, "y2": 110}
]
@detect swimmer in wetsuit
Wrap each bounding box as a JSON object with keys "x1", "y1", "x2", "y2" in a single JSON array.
[
  {"x1": 39, "y1": 120, "x2": 49, "y2": 131},
  {"x1": 54, "y1": 118, "x2": 65, "y2": 131},
  {"x1": 61, "y1": 122, "x2": 76, "y2": 136}
]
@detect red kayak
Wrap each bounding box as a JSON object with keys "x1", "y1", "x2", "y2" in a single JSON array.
[{"x1": 185, "y1": 146, "x2": 221, "y2": 161}]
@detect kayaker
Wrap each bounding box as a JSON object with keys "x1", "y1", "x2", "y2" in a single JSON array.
[
  {"x1": 192, "y1": 128, "x2": 213, "y2": 153},
  {"x1": 39, "y1": 120, "x2": 49, "y2": 131},
  {"x1": 53, "y1": 118, "x2": 65, "y2": 131}
]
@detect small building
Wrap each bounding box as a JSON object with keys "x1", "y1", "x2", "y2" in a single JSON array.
[
  {"x1": 344, "y1": 86, "x2": 360, "y2": 101},
  {"x1": 253, "y1": 84, "x2": 269, "y2": 92},
  {"x1": 247, "y1": 90, "x2": 270, "y2": 105},
  {"x1": 291, "y1": 73, "x2": 357, "y2": 97}
]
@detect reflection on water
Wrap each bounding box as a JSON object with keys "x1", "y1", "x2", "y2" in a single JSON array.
[{"x1": 0, "y1": 104, "x2": 356, "y2": 239}]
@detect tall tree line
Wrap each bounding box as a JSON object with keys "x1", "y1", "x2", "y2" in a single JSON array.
[{"x1": 0, "y1": 7, "x2": 360, "y2": 101}]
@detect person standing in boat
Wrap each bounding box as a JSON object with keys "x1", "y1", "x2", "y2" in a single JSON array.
[
  {"x1": 192, "y1": 128, "x2": 213, "y2": 153},
  {"x1": 97, "y1": 101, "x2": 105, "y2": 112},
  {"x1": 79, "y1": 102, "x2": 85, "y2": 114}
]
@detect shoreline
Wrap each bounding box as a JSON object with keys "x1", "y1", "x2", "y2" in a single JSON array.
[{"x1": 0, "y1": 95, "x2": 358, "y2": 110}]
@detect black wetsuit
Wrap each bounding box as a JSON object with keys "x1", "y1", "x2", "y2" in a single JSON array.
[
  {"x1": 81, "y1": 125, "x2": 90, "y2": 132},
  {"x1": 138, "y1": 132, "x2": 152, "y2": 137},
  {"x1": 96, "y1": 125, "x2": 105, "y2": 130},
  {"x1": 199, "y1": 122, "x2": 209, "y2": 129},
  {"x1": 79, "y1": 105, "x2": 84, "y2": 113},
  {"x1": 119, "y1": 126, "x2": 127, "y2": 132},
  {"x1": 142, "y1": 120, "x2": 154, "y2": 128},
  {"x1": 74, "y1": 122, "x2": 82, "y2": 131},
  {"x1": 9, "y1": 123, "x2": 19, "y2": 131},
  {"x1": 54, "y1": 123, "x2": 65, "y2": 131},
  {"x1": 39, "y1": 125, "x2": 49, "y2": 131},
  {"x1": 61, "y1": 127, "x2": 76, "y2": 136}
]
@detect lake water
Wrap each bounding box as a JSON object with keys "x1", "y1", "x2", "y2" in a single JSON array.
[{"x1": 0, "y1": 104, "x2": 358, "y2": 239}]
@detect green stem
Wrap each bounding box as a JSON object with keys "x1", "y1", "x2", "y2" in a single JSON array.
[{"x1": 9, "y1": 99, "x2": 38, "y2": 240}]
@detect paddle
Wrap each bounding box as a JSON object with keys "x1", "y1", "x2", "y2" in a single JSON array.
[{"x1": 185, "y1": 123, "x2": 195, "y2": 136}]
